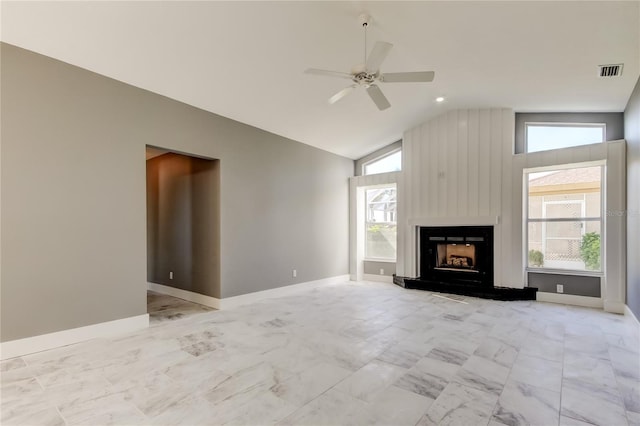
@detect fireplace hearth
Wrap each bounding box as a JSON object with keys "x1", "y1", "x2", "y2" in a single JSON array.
[{"x1": 404, "y1": 225, "x2": 536, "y2": 301}]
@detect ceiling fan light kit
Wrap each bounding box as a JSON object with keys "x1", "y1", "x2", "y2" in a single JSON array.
[{"x1": 305, "y1": 13, "x2": 435, "y2": 111}]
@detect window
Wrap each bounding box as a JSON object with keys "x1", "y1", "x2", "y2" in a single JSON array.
[
  {"x1": 363, "y1": 150, "x2": 402, "y2": 175},
  {"x1": 365, "y1": 186, "x2": 397, "y2": 260},
  {"x1": 526, "y1": 164, "x2": 603, "y2": 272},
  {"x1": 526, "y1": 123, "x2": 605, "y2": 153}
]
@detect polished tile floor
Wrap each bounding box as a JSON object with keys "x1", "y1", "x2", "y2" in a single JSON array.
[
  {"x1": 147, "y1": 291, "x2": 215, "y2": 324},
  {"x1": 1, "y1": 281, "x2": 639, "y2": 425}
]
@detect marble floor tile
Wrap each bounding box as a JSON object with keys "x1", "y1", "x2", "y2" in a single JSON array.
[
  {"x1": 395, "y1": 356, "x2": 460, "y2": 400},
  {"x1": 362, "y1": 385, "x2": 432, "y2": 426},
  {"x1": 425, "y1": 341, "x2": 473, "y2": 366},
  {"x1": 508, "y1": 352, "x2": 563, "y2": 393},
  {"x1": 0, "y1": 358, "x2": 27, "y2": 372},
  {"x1": 375, "y1": 340, "x2": 428, "y2": 369},
  {"x1": 564, "y1": 334, "x2": 610, "y2": 360},
  {"x1": 628, "y1": 410, "x2": 640, "y2": 426},
  {"x1": 519, "y1": 335, "x2": 564, "y2": 363},
  {"x1": 561, "y1": 383, "x2": 628, "y2": 426},
  {"x1": 203, "y1": 362, "x2": 291, "y2": 409},
  {"x1": 57, "y1": 392, "x2": 142, "y2": 425},
  {"x1": 334, "y1": 359, "x2": 407, "y2": 403},
  {"x1": 278, "y1": 388, "x2": 370, "y2": 426},
  {"x1": 147, "y1": 291, "x2": 214, "y2": 325},
  {"x1": 473, "y1": 336, "x2": 519, "y2": 369},
  {"x1": 605, "y1": 332, "x2": 640, "y2": 354},
  {"x1": 149, "y1": 395, "x2": 232, "y2": 426},
  {"x1": 492, "y1": 380, "x2": 560, "y2": 426},
  {"x1": 617, "y1": 374, "x2": 640, "y2": 414},
  {"x1": 223, "y1": 390, "x2": 299, "y2": 425},
  {"x1": 610, "y1": 346, "x2": 640, "y2": 381},
  {"x1": 2, "y1": 281, "x2": 639, "y2": 426},
  {"x1": 454, "y1": 354, "x2": 510, "y2": 395},
  {"x1": 418, "y1": 381, "x2": 499, "y2": 426},
  {"x1": 560, "y1": 414, "x2": 596, "y2": 426},
  {"x1": 272, "y1": 361, "x2": 352, "y2": 406},
  {"x1": 1, "y1": 406, "x2": 65, "y2": 426},
  {"x1": 163, "y1": 353, "x2": 231, "y2": 393}
]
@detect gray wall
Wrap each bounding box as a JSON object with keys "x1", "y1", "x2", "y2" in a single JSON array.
[
  {"x1": 354, "y1": 140, "x2": 402, "y2": 176},
  {"x1": 1, "y1": 43, "x2": 353, "y2": 341},
  {"x1": 146, "y1": 153, "x2": 220, "y2": 298},
  {"x1": 528, "y1": 272, "x2": 601, "y2": 297},
  {"x1": 515, "y1": 112, "x2": 624, "y2": 154},
  {"x1": 363, "y1": 261, "x2": 396, "y2": 277},
  {"x1": 626, "y1": 76, "x2": 640, "y2": 319}
]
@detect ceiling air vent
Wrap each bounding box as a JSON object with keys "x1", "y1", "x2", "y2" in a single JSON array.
[{"x1": 598, "y1": 64, "x2": 623, "y2": 77}]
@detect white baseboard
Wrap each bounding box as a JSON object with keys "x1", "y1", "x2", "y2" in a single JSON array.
[
  {"x1": 536, "y1": 292, "x2": 603, "y2": 309},
  {"x1": 148, "y1": 275, "x2": 350, "y2": 311},
  {"x1": 219, "y1": 275, "x2": 350, "y2": 310},
  {"x1": 362, "y1": 274, "x2": 394, "y2": 283},
  {"x1": 604, "y1": 300, "x2": 626, "y2": 314},
  {"x1": 625, "y1": 305, "x2": 640, "y2": 326},
  {"x1": 148, "y1": 282, "x2": 221, "y2": 309},
  {"x1": 0, "y1": 314, "x2": 149, "y2": 360}
]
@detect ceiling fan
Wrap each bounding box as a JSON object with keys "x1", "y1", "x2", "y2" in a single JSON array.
[{"x1": 305, "y1": 14, "x2": 435, "y2": 111}]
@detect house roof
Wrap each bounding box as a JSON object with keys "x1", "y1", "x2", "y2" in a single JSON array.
[{"x1": 529, "y1": 167, "x2": 601, "y2": 187}]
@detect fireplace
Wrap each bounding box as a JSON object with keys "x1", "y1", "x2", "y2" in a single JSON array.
[{"x1": 419, "y1": 226, "x2": 494, "y2": 287}]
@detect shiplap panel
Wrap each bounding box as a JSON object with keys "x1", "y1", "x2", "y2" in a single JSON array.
[
  {"x1": 419, "y1": 124, "x2": 430, "y2": 215},
  {"x1": 478, "y1": 110, "x2": 491, "y2": 216},
  {"x1": 490, "y1": 109, "x2": 503, "y2": 217},
  {"x1": 437, "y1": 114, "x2": 447, "y2": 217},
  {"x1": 555, "y1": 146, "x2": 573, "y2": 166},
  {"x1": 605, "y1": 141, "x2": 626, "y2": 307},
  {"x1": 468, "y1": 109, "x2": 480, "y2": 216},
  {"x1": 428, "y1": 118, "x2": 439, "y2": 217},
  {"x1": 404, "y1": 128, "x2": 414, "y2": 223},
  {"x1": 458, "y1": 110, "x2": 469, "y2": 215},
  {"x1": 411, "y1": 126, "x2": 421, "y2": 220},
  {"x1": 589, "y1": 142, "x2": 608, "y2": 160},
  {"x1": 511, "y1": 154, "x2": 527, "y2": 286},
  {"x1": 500, "y1": 110, "x2": 514, "y2": 286},
  {"x1": 447, "y1": 110, "x2": 459, "y2": 215}
]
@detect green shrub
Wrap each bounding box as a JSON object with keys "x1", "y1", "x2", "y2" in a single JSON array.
[
  {"x1": 528, "y1": 249, "x2": 544, "y2": 267},
  {"x1": 580, "y1": 232, "x2": 601, "y2": 270}
]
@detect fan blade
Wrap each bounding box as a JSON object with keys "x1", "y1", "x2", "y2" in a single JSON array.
[
  {"x1": 382, "y1": 71, "x2": 435, "y2": 83},
  {"x1": 329, "y1": 85, "x2": 357, "y2": 104},
  {"x1": 305, "y1": 68, "x2": 353, "y2": 80},
  {"x1": 366, "y1": 41, "x2": 393, "y2": 73},
  {"x1": 366, "y1": 84, "x2": 391, "y2": 110}
]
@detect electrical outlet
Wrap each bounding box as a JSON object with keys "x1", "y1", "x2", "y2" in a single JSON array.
[
  {"x1": 292, "y1": 269, "x2": 297, "y2": 278},
  {"x1": 379, "y1": 268, "x2": 385, "y2": 275},
  {"x1": 169, "y1": 271, "x2": 174, "y2": 280},
  {"x1": 556, "y1": 284, "x2": 563, "y2": 293}
]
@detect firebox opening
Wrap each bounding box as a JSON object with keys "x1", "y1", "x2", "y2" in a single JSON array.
[
  {"x1": 418, "y1": 226, "x2": 494, "y2": 288},
  {"x1": 435, "y1": 243, "x2": 479, "y2": 273}
]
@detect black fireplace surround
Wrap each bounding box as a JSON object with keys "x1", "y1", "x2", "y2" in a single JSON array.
[
  {"x1": 419, "y1": 226, "x2": 494, "y2": 287},
  {"x1": 404, "y1": 225, "x2": 537, "y2": 300}
]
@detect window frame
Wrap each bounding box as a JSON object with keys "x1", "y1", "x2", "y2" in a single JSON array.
[
  {"x1": 362, "y1": 148, "x2": 402, "y2": 176},
  {"x1": 524, "y1": 161, "x2": 605, "y2": 275},
  {"x1": 524, "y1": 122, "x2": 606, "y2": 153}
]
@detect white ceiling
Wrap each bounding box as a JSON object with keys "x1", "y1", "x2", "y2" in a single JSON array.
[{"x1": 2, "y1": 1, "x2": 639, "y2": 159}]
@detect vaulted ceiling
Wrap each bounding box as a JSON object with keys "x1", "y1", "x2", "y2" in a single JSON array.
[{"x1": 2, "y1": 1, "x2": 638, "y2": 159}]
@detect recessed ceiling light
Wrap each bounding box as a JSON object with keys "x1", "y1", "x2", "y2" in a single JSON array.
[{"x1": 436, "y1": 97, "x2": 445, "y2": 103}]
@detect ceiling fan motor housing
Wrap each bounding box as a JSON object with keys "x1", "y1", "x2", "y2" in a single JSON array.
[{"x1": 358, "y1": 13, "x2": 371, "y2": 27}]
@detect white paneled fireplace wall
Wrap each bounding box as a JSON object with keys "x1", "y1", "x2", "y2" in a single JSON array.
[
  {"x1": 396, "y1": 108, "x2": 626, "y2": 312},
  {"x1": 398, "y1": 109, "x2": 516, "y2": 286}
]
